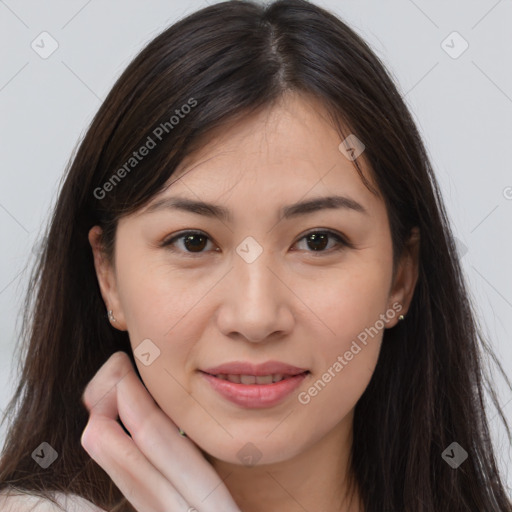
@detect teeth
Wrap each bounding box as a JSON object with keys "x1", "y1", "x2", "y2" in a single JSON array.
[
  {"x1": 255, "y1": 375, "x2": 273, "y2": 384},
  {"x1": 213, "y1": 373, "x2": 292, "y2": 384}
]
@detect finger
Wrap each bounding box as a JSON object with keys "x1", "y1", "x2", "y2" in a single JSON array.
[
  {"x1": 82, "y1": 414, "x2": 191, "y2": 512},
  {"x1": 81, "y1": 352, "x2": 193, "y2": 511},
  {"x1": 82, "y1": 351, "x2": 240, "y2": 511},
  {"x1": 81, "y1": 351, "x2": 132, "y2": 415},
  {"x1": 116, "y1": 364, "x2": 240, "y2": 511}
]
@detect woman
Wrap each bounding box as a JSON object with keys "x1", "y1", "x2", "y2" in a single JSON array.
[{"x1": 0, "y1": 0, "x2": 510, "y2": 511}]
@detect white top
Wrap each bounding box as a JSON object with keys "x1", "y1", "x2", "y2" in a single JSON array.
[{"x1": 0, "y1": 489, "x2": 107, "y2": 511}]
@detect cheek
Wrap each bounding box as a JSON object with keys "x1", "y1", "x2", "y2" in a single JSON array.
[
  {"x1": 126, "y1": 309, "x2": 202, "y2": 428},
  {"x1": 115, "y1": 247, "x2": 209, "y2": 340},
  {"x1": 298, "y1": 259, "x2": 392, "y2": 349},
  {"x1": 114, "y1": 251, "x2": 215, "y2": 418},
  {"x1": 293, "y1": 257, "x2": 392, "y2": 406}
]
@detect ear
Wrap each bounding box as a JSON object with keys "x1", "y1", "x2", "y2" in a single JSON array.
[
  {"x1": 88, "y1": 226, "x2": 127, "y2": 330},
  {"x1": 386, "y1": 227, "x2": 420, "y2": 328}
]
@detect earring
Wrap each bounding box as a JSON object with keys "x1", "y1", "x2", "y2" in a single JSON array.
[
  {"x1": 398, "y1": 314, "x2": 405, "y2": 321},
  {"x1": 107, "y1": 310, "x2": 116, "y2": 323}
]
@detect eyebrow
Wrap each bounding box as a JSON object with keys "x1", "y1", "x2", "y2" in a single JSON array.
[{"x1": 144, "y1": 195, "x2": 368, "y2": 221}]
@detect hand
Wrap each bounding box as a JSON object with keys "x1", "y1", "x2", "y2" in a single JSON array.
[{"x1": 81, "y1": 351, "x2": 241, "y2": 512}]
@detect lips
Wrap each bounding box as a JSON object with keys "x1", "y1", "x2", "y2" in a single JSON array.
[{"x1": 199, "y1": 361, "x2": 310, "y2": 408}]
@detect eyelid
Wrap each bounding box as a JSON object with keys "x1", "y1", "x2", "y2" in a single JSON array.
[{"x1": 162, "y1": 229, "x2": 207, "y2": 245}]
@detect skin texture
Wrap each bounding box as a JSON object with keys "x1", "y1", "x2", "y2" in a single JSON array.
[{"x1": 86, "y1": 91, "x2": 419, "y2": 512}]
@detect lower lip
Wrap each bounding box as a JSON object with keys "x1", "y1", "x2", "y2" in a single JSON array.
[{"x1": 200, "y1": 371, "x2": 309, "y2": 408}]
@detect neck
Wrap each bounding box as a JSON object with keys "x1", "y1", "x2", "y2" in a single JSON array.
[{"x1": 207, "y1": 411, "x2": 362, "y2": 512}]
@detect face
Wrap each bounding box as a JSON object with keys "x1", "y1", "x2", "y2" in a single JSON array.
[{"x1": 90, "y1": 91, "x2": 418, "y2": 467}]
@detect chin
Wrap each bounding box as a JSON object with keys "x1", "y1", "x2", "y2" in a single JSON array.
[{"x1": 191, "y1": 431, "x2": 306, "y2": 467}]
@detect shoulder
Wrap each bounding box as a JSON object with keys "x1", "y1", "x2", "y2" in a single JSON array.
[{"x1": 0, "y1": 488, "x2": 107, "y2": 512}]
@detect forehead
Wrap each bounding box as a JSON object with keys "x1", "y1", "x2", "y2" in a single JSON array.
[{"x1": 152, "y1": 92, "x2": 380, "y2": 211}]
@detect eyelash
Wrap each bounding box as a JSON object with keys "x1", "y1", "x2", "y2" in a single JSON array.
[{"x1": 160, "y1": 229, "x2": 352, "y2": 257}]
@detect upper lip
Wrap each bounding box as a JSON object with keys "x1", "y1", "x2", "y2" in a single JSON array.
[{"x1": 201, "y1": 361, "x2": 309, "y2": 376}]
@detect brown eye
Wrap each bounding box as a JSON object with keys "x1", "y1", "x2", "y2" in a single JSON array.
[
  {"x1": 294, "y1": 230, "x2": 349, "y2": 253},
  {"x1": 162, "y1": 229, "x2": 350, "y2": 256},
  {"x1": 182, "y1": 233, "x2": 208, "y2": 252},
  {"x1": 305, "y1": 233, "x2": 329, "y2": 251},
  {"x1": 162, "y1": 230, "x2": 215, "y2": 254}
]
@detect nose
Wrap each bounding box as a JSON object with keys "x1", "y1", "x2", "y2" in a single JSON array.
[{"x1": 215, "y1": 251, "x2": 295, "y2": 343}]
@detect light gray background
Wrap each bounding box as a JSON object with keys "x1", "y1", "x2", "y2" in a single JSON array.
[{"x1": 1, "y1": 0, "x2": 511, "y2": 494}]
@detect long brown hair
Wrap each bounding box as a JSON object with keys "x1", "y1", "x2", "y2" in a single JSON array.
[{"x1": 1, "y1": 1, "x2": 511, "y2": 510}]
